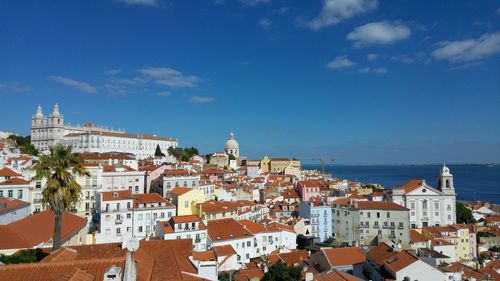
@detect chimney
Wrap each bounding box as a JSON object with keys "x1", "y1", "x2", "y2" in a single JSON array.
[{"x1": 305, "y1": 272, "x2": 313, "y2": 281}]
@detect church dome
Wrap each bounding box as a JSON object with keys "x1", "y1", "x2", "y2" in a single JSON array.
[
  {"x1": 440, "y1": 164, "x2": 451, "y2": 175},
  {"x1": 224, "y1": 132, "x2": 239, "y2": 150}
]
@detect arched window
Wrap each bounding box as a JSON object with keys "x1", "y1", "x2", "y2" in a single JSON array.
[{"x1": 446, "y1": 179, "x2": 450, "y2": 188}]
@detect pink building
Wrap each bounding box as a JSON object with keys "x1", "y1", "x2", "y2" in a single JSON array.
[{"x1": 296, "y1": 180, "x2": 321, "y2": 202}]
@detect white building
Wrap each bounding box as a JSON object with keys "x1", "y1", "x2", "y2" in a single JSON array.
[
  {"x1": 101, "y1": 165, "x2": 146, "y2": 194},
  {"x1": 96, "y1": 190, "x2": 176, "y2": 243},
  {"x1": 391, "y1": 165, "x2": 457, "y2": 228},
  {"x1": 155, "y1": 215, "x2": 208, "y2": 251},
  {"x1": 224, "y1": 132, "x2": 239, "y2": 159},
  {"x1": 206, "y1": 218, "x2": 296, "y2": 268},
  {"x1": 133, "y1": 193, "x2": 175, "y2": 239},
  {"x1": 96, "y1": 190, "x2": 134, "y2": 244},
  {"x1": 159, "y1": 169, "x2": 200, "y2": 197},
  {"x1": 332, "y1": 200, "x2": 411, "y2": 248},
  {"x1": 0, "y1": 197, "x2": 30, "y2": 224},
  {"x1": 30, "y1": 104, "x2": 178, "y2": 159}
]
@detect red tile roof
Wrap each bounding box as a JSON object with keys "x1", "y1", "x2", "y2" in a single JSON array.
[
  {"x1": 0, "y1": 167, "x2": 22, "y2": 177},
  {"x1": 133, "y1": 193, "x2": 173, "y2": 208},
  {"x1": 410, "y1": 230, "x2": 429, "y2": 243},
  {"x1": 313, "y1": 269, "x2": 361, "y2": 281},
  {"x1": 356, "y1": 201, "x2": 408, "y2": 211},
  {"x1": 208, "y1": 218, "x2": 253, "y2": 241},
  {"x1": 0, "y1": 177, "x2": 30, "y2": 185},
  {"x1": 322, "y1": 247, "x2": 366, "y2": 266},
  {"x1": 0, "y1": 239, "x2": 204, "y2": 281},
  {"x1": 0, "y1": 198, "x2": 30, "y2": 214},
  {"x1": 0, "y1": 210, "x2": 86, "y2": 250},
  {"x1": 213, "y1": 245, "x2": 237, "y2": 256},
  {"x1": 171, "y1": 187, "x2": 194, "y2": 195},
  {"x1": 384, "y1": 251, "x2": 418, "y2": 273},
  {"x1": 366, "y1": 243, "x2": 397, "y2": 266},
  {"x1": 394, "y1": 179, "x2": 424, "y2": 193},
  {"x1": 101, "y1": 190, "x2": 133, "y2": 201}
]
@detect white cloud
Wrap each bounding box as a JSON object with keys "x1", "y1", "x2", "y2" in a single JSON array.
[
  {"x1": 189, "y1": 96, "x2": 214, "y2": 104},
  {"x1": 347, "y1": 21, "x2": 411, "y2": 47},
  {"x1": 156, "y1": 91, "x2": 171, "y2": 97},
  {"x1": 258, "y1": 18, "x2": 272, "y2": 28},
  {"x1": 105, "y1": 84, "x2": 126, "y2": 96},
  {"x1": 104, "y1": 69, "x2": 121, "y2": 75},
  {"x1": 432, "y1": 32, "x2": 500, "y2": 63},
  {"x1": 359, "y1": 67, "x2": 388, "y2": 74},
  {"x1": 240, "y1": 0, "x2": 270, "y2": 6},
  {"x1": 326, "y1": 55, "x2": 356, "y2": 69},
  {"x1": 138, "y1": 67, "x2": 201, "y2": 88},
  {"x1": 49, "y1": 76, "x2": 97, "y2": 93},
  {"x1": 273, "y1": 6, "x2": 290, "y2": 15},
  {"x1": 367, "y1": 53, "x2": 379, "y2": 61},
  {"x1": 306, "y1": 0, "x2": 378, "y2": 30},
  {"x1": 115, "y1": 0, "x2": 158, "y2": 6}
]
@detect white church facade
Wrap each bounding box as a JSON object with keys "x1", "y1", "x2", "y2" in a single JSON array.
[
  {"x1": 31, "y1": 104, "x2": 178, "y2": 159},
  {"x1": 390, "y1": 164, "x2": 457, "y2": 228}
]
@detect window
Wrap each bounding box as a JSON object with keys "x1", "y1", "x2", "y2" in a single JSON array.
[
  {"x1": 36, "y1": 182, "x2": 41, "y2": 189},
  {"x1": 422, "y1": 200, "x2": 427, "y2": 209},
  {"x1": 139, "y1": 226, "x2": 143, "y2": 232},
  {"x1": 376, "y1": 212, "x2": 380, "y2": 218},
  {"x1": 116, "y1": 228, "x2": 121, "y2": 235},
  {"x1": 434, "y1": 202, "x2": 439, "y2": 210},
  {"x1": 127, "y1": 213, "x2": 131, "y2": 219},
  {"x1": 8, "y1": 190, "x2": 13, "y2": 197},
  {"x1": 138, "y1": 214, "x2": 143, "y2": 220},
  {"x1": 17, "y1": 190, "x2": 23, "y2": 199},
  {"x1": 367, "y1": 212, "x2": 371, "y2": 218},
  {"x1": 386, "y1": 212, "x2": 390, "y2": 218},
  {"x1": 146, "y1": 213, "x2": 151, "y2": 220},
  {"x1": 184, "y1": 201, "x2": 189, "y2": 208},
  {"x1": 410, "y1": 202, "x2": 415, "y2": 209},
  {"x1": 0, "y1": 191, "x2": 3, "y2": 198}
]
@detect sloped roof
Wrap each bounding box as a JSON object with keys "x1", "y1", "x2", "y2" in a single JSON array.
[
  {"x1": 322, "y1": 247, "x2": 366, "y2": 267},
  {"x1": 0, "y1": 198, "x2": 30, "y2": 214},
  {"x1": 0, "y1": 210, "x2": 86, "y2": 250},
  {"x1": 0, "y1": 239, "x2": 206, "y2": 281},
  {"x1": 0, "y1": 167, "x2": 22, "y2": 177}
]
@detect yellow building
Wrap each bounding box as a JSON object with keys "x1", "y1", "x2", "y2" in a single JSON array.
[
  {"x1": 260, "y1": 156, "x2": 271, "y2": 173},
  {"x1": 455, "y1": 224, "x2": 472, "y2": 262},
  {"x1": 196, "y1": 200, "x2": 238, "y2": 221},
  {"x1": 269, "y1": 158, "x2": 301, "y2": 173},
  {"x1": 170, "y1": 187, "x2": 205, "y2": 216}
]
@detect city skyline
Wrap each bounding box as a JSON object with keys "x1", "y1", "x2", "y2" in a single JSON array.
[{"x1": 1, "y1": 0, "x2": 499, "y2": 164}]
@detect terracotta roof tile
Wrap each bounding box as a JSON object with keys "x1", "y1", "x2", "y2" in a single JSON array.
[
  {"x1": 322, "y1": 247, "x2": 366, "y2": 266},
  {"x1": 384, "y1": 251, "x2": 418, "y2": 273},
  {"x1": 171, "y1": 187, "x2": 194, "y2": 195},
  {"x1": 0, "y1": 167, "x2": 22, "y2": 177},
  {"x1": 0, "y1": 198, "x2": 30, "y2": 214},
  {"x1": 0, "y1": 210, "x2": 86, "y2": 250},
  {"x1": 101, "y1": 190, "x2": 133, "y2": 201},
  {"x1": 0, "y1": 177, "x2": 30, "y2": 185}
]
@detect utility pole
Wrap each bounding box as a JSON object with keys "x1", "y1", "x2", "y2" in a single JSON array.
[{"x1": 310, "y1": 158, "x2": 335, "y2": 176}]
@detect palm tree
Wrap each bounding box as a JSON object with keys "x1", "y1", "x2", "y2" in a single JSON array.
[{"x1": 32, "y1": 144, "x2": 89, "y2": 250}]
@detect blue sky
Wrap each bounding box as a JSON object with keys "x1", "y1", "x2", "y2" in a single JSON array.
[{"x1": 0, "y1": 0, "x2": 499, "y2": 164}]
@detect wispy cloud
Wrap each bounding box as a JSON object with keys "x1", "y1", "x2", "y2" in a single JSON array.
[
  {"x1": 105, "y1": 84, "x2": 127, "y2": 96},
  {"x1": 114, "y1": 0, "x2": 158, "y2": 6},
  {"x1": 432, "y1": 32, "x2": 500, "y2": 63},
  {"x1": 306, "y1": 0, "x2": 378, "y2": 30},
  {"x1": 359, "y1": 67, "x2": 388, "y2": 74},
  {"x1": 156, "y1": 91, "x2": 171, "y2": 97},
  {"x1": 189, "y1": 96, "x2": 214, "y2": 104},
  {"x1": 49, "y1": 76, "x2": 97, "y2": 93},
  {"x1": 0, "y1": 81, "x2": 32, "y2": 93},
  {"x1": 347, "y1": 21, "x2": 411, "y2": 47},
  {"x1": 104, "y1": 69, "x2": 121, "y2": 75},
  {"x1": 367, "y1": 53, "x2": 379, "y2": 61},
  {"x1": 138, "y1": 67, "x2": 201, "y2": 88},
  {"x1": 240, "y1": 0, "x2": 270, "y2": 6},
  {"x1": 326, "y1": 55, "x2": 356, "y2": 69},
  {"x1": 258, "y1": 18, "x2": 272, "y2": 29},
  {"x1": 273, "y1": 6, "x2": 290, "y2": 15}
]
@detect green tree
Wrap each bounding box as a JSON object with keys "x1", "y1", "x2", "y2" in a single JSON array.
[
  {"x1": 154, "y1": 144, "x2": 165, "y2": 157},
  {"x1": 218, "y1": 271, "x2": 233, "y2": 281},
  {"x1": 262, "y1": 262, "x2": 302, "y2": 281},
  {"x1": 456, "y1": 202, "x2": 475, "y2": 224},
  {"x1": 0, "y1": 248, "x2": 48, "y2": 264},
  {"x1": 8, "y1": 134, "x2": 38, "y2": 156},
  {"x1": 32, "y1": 144, "x2": 89, "y2": 251},
  {"x1": 167, "y1": 146, "x2": 199, "y2": 162}
]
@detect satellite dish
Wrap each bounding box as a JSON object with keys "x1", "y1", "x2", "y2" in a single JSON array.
[{"x1": 122, "y1": 237, "x2": 140, "y2": 252}]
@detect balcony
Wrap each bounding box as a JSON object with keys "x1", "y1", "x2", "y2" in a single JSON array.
[
  {"x1": 373, "y1": 225, "x2": 379, "y2": 229},
  {"x1": 398, "y1": 226, "x2": 404, "y2": 230},
  {"x1": 33, "y1": 199, "x2": 43, "y2": 203},
  {"x1": 115, "y1": 219, "x2": 123, "y2": 225},
  {"x1": 382, "y1": 225, "x2": 388, "y2": 229}
]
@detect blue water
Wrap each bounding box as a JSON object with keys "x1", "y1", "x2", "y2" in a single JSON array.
[{"x1": 302, "y1": 164, "x2": 500, "y2": 203}]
